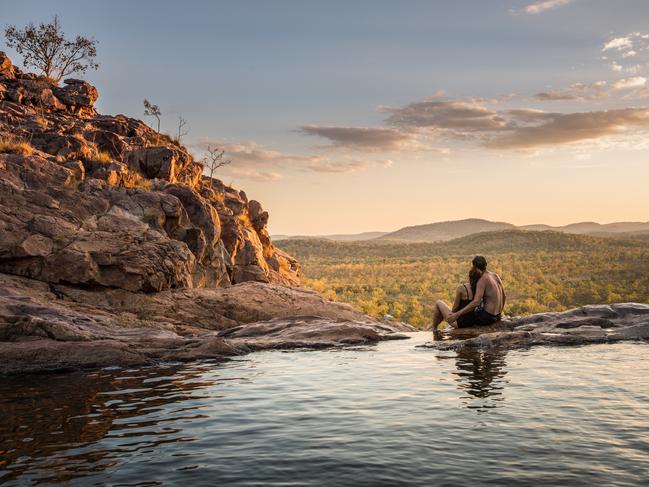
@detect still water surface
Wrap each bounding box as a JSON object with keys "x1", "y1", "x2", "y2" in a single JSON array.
[{"x1": 1, "y1": 333, "x2": 649, "y2": 486}]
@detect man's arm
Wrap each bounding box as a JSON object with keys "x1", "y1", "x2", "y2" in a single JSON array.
[{"x1": 448, "y1": 278, "x2": 485, "y2": 322}]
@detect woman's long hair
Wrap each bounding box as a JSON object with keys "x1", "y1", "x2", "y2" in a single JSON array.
[{"x1": 469, "y1": 269, "x2": 481, "y2": 297}]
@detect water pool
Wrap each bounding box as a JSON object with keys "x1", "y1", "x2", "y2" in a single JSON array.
[{"x1": 1, "y1": 333, "x2": 648, "y2": 486}]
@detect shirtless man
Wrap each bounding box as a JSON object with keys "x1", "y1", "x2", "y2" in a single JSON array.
[{"x1": 441, "y1": 256, "x2": 505, "y2": 328}]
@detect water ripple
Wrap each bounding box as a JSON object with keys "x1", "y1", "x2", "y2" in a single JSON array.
[{"x1": 1, "y1": 334, "x2": 648, "y2": 485}]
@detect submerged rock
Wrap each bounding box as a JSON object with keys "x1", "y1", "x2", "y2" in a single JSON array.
[{"x1": 420, "y1": 303, "x2": 649, "y2": 350}]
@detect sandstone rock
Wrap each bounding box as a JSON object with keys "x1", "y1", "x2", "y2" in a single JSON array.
[
  {"x1": 0, "y1": 52, "x2": 300, "y2": 300},
  {"x1": 0, "y1": 154, "x2": 196, "y2": 292},
  {"x1": 39, "y1": 88, "x2": 65, "y2": 110},
  {"x1": 54, "y1": 79, "x2": 98, "y2": 115},
  {"x1": 220, "y1": 315, "x2": 408, "y2": 350},
  {"x1": 125, "y1": 146, "x2": 189, "y2": 182},
  {"x1": 85, "y1": 129, "x2": 129, "y2": 158},
  {"x1": 0, "y1": 273, "x2": 409, "y2": 374},
  {"x1": 62, "y1": 160, "x2": 85, "y2": 180},
  {"x1": 0, "y1": 52, "x2": 15, "y2": 79},
  {"x1": 163, "y1": 183, "x2": 230, "y2": 287},
  {"x1": 420, "y1": 303, "x2": 649, "y2": 350}
]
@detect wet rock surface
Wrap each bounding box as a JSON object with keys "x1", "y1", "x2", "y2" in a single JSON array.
[{"x1": 420, "y1": 303, "x2": 649, "y2": 350}]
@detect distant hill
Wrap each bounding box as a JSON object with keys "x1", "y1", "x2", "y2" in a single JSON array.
[
  {"x1": 274, "y1": 219, "x2": 649, "y2": 243},
  {"x1": 377, "y1": 218, "x2": 516, "y2": 242},
  {"x1": 519, "y1": 221, "x2": 649, "y2": 235},
  {"x1": 272, "y1": 231, "x2": 388, "y2": 242},
  {"x1": 276, "y1": 229, "x2": 646, "y2": 261}
]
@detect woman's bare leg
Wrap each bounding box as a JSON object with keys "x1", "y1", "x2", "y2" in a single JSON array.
[{"x1": 432, "y1": 300, "x2": 452, "y2": 327}]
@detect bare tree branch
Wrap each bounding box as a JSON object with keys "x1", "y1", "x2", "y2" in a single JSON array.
[
  {"x1": 176, "y1": 115, "x2": 189, "y2": 142},
  {"x1": 202, "y1": 145, "x2": 232, "y2": 188}
]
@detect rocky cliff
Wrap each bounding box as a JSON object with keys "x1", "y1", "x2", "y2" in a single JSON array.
[
  {"x1": 0, "y1": 51, "x2": 299, "y2": 291},
  {"x1": 0, "y1": 52, "x2": 414, "y2": 373}
]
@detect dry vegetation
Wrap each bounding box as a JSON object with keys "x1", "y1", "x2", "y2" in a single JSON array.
[{"x1": 0, "y1": 138, "x2": 34, "y2": 155}]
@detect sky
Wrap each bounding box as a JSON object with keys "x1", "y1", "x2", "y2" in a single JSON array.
[{"x1": 2, "y1": 0, "x2": 649, "y2": 234}]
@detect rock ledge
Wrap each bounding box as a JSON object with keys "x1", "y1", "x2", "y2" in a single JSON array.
[{"x1": 420, "y1": 303, "x2": 649, "y2": 350}]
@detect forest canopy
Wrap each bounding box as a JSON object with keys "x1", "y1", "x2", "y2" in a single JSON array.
[{"x1": 276, "y1": 230, "x2": 649, "y2": 328}]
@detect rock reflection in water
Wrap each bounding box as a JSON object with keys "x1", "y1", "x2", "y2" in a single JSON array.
[
  {"x1": 0, "y1": 362, "x2": 222, "y2": 485},
  {"x1": 2, "y1": 338, "x2": 648, "y2": 487}
]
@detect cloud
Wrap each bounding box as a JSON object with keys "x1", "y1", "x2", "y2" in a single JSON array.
[
  {"x1": 603, "y1": 36, "x2": 633, "y2": 51},
  {"x1": 603, "y1": 33, "x2": 649, "y2": 74},
  {"x1": 487, "y1": 108, "x2": 649, "y2": 149},
  {"x1": 225, "y1": 167, "x2": 284, "y2": 182},
  {"x1": 306, "y1": 158, "x2": 393, "y2": 173},
  {"x1": 384, "y1": 99, "x2": 507, "y2": 132},
  {"x1": 535, "y1": 81, "x2": 609, "y2": 101},
  {"x1": 612, "y1": 76, "x2": 647, "y2": 90},
  {"x1": 522, "y1": 0, "x2": 574, "y2": 14},
  {"x1": 378, "y1": 94, "x2": 649, "y2": 151},
  {"x1": 298, "y1": 125, "x2": 430, "y2": 151},
  {"x1": 193, "y1": 139, "x2": 394, "y2": 181}
]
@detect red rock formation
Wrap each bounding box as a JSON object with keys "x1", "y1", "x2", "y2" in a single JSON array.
[{"x1": 0, "y1": 52, "x2": 300, "y2": 292}]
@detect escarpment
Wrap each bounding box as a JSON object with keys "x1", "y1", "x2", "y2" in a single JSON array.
[
  {"x1": 0, "y1": 51, "x2": 300, "y2": 291},
  {"x1": 0, "y1": 52, "x2": 414, "y2": 374}
]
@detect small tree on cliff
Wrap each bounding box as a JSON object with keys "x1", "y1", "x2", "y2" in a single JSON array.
[
  {"x1": 202, "y1": 145, "x2": 231, "y2": 188},
  {"x1": 4, "y1": 16, "x2": 99, "y2": 83},
  {"x1": 176, "y1": 115, "x2": 189, "y2": 142},
  {"x1": 143, "y1": 99, "x2": 161, "y2": 133}
]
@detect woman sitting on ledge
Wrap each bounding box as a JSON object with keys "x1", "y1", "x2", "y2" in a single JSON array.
[{"x1": 431, "y1": 255, "x2": 506, "y2": 329}]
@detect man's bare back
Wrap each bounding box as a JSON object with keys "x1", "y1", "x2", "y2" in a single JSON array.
[{"x1": 480, "y1": 271, "x2": 505, "y2": 316}]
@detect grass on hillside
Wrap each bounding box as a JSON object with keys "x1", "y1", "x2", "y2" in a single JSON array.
[
  {"x1": 276, "y1": 230, "x2": 649, "y2": 328},
  {"x1": 0, "y1": 138, "x2": 34, "y2": 155}
]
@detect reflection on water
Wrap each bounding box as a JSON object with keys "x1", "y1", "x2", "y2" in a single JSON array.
[
  {"x1": 1, "y1": 335, "x2": 649, "y2": 486},
  {"x1": 0, "y1": 363, "x2": 223, "y2": 485},
  {"x1": 454, "y1": 348, "x2": 508, "y2": 409}
]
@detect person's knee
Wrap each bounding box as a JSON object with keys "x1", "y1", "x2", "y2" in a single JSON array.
[{"x1": 435, "y1": 299, "x2": 445, "y2": 307}]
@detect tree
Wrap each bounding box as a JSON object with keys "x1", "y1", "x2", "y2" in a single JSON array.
[
  {"x1": 176, "y1": 115, "x2": 189, "y2": 142},
  {"x1": 4, "y1": 16, "x2": 98, "y2": 83},
  {"x1": 202, "y1": 145, "x2": 231, "y2": 187},
  {"x1": 143, "y1": 99, "x2": 161, "y2": 133}
]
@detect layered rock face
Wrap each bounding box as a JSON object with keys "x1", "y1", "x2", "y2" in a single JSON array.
[
  {"x1": 0, "y1": 53, "x2": 414, "y2": 373},
  {"x1": 0, "y1": 52, "x2": 300, "y2": 291}
]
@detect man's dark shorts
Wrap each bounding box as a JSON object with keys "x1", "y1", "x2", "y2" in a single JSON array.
[{"x1": 457, "y1": 307, "x2": 501, "y2": 328}]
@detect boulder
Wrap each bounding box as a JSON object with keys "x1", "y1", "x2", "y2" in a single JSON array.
[
  {"x1": 0, "y1": 154, "x2": 196, "y2": 292},
  {"x1": 54, "y1": 79, "x2": 98, "y2": 114},
  {"x1": 125, "y1": 146, "x2": 188, "y2": 182},
  {"x1": 163, "y1": 183, "x2": 230, "y2": 287},
  {"x1": 0, "y1": 51, "x2": 15, "y2": 79}
]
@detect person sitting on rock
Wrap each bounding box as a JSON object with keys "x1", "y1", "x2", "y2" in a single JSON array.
[
  {"x1": 432, "y1": 255, "x2": 506, "y2": 329},
  {"x1": 430, "y1": 268, "x2": 480, "y2": 329}
]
